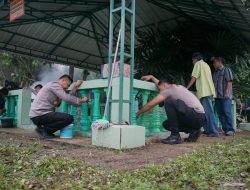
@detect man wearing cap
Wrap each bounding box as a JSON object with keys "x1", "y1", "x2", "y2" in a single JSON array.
[
  {"x1": 187, "y1": 52, "x2": 218, "y2": 137},
  {"x1": 137, "y1": 75, "x2": 206, "y2": 144},
  {"x1": 0, "y1": 86, "x2": 9, "y2": 116},
  {"x1": 29, "y1": 74, "x2": 88, "y2": 138},
  {"x1": 212, "y1": 57, "x2": 235, "y2": 136}
]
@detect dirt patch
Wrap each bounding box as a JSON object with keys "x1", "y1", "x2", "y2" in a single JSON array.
[{"x1": 0, "y1": 129, "x2": 249, "y2": 171}]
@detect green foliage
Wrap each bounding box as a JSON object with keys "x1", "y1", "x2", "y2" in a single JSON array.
[
  {"x1": 0, "y1": 52, "x2": 45, "y2": 87},
  {"x1": 135, "y1": 21, "x2": 249, "y2": 95},
  {"x1": 229, "y1": 55, "x2": 250, "y2": 98},
  {"x1": 0, "y1": 52, "x2": 12, "y2": 65},
  {"x1": 0, "y1": 138, "x2": 249, "y2": 189}
]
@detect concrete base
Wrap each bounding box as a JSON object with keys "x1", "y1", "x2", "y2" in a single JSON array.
[
  {"x1": 92, "y1": 125, "x2": 145, "y2": 149},
  {"x1": 239, "y1": 123, "x2": 250, "y2": 131}
]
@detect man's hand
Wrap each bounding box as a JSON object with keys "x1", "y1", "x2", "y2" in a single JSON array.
[
  {"x1": 79, "y1": 96, "x2": 88, "y2": 103},
  {"x1": 53, "y1": 98, "x2": 62, "y2": 107},
  {"x1": 75, "y1": 80, "x2": 84, "y2": 88},
  {"x1": 0, "y1": 108, "x2": 6, "y2": 116},
  {"x1": 224, "y1": 92, "x2": 229, "y2": 99},
  {"x1": 224, "y1": 81, "x2": 232, "y2": 99},
  {"x1": 136, "y1": 112, "x2": 140, "y2": 119},
  {"x1": 187, "y1": 77, "x2": 196, "y2": 90},
  {"x1": 141, "y1": 75, "x2": 152, "y2": 81},
  {"x1": 136, "y1": 95, "x2": 165, "y2": 118}
]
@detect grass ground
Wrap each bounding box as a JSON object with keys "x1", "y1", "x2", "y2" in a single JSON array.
[{"x1": 0, "y1": 134, "x2": 249, "y2": 190}]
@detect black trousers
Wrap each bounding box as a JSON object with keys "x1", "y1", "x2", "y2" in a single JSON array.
[
  {"x1": 163, "y1": 98, "x2": 206, "y2": 135},
  {"x1": 31, "y1": 112, "x2": 73, "y2": 134},
  {"x1": 0, "y1": 95, "x2": 5, "y2": 109}
]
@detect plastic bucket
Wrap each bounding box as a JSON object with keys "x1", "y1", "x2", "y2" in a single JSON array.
[
  {"x1": 0, "y1": 118, "x2": 14, "y2": 128},
  {"x1": 60, "y1": 124, "x2": 73, "y2": 138}
]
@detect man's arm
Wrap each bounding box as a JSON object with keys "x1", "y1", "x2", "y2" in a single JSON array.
[
  {"x1": 224, "y1": 81, "x2": 232, "y2": 99},
  {"x1": 187, "y1": 77, "x2": 196, "y2": 90},
  {"x1": 187, "y1": 63, "x2": 200, "y2": 90},
  {"x1": 70, "y1": 80, "x2": 84, "y2": 95},
  {"x1": 239, "y1": 104, "x2": 243, "y2": 115},
  {"x1": 136, "y1": 95, "x2": 165, "y2": 118},
  {"x1": 141, "y1": 75, "x2": 159, "y2": 85},
  {"x1": 224, "y1": 68, "x2": 233, "y2": 99},
  {"x1": 52, "y1": 84, "x2": 87, "y2": 106}
]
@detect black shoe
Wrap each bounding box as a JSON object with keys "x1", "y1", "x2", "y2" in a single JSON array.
[
  {"x1": 184, "y1": 130, "x2": 201, "y2": 142},
  {"x1": 202, "y1": 131, "x2": 209, "y2": 135},
  {"x1": 35, "y1": 127, "x2": 55, "y2": 139},
  {"x1": 161, "y1": 134, "x2": 182, "y2": 145},
  {"x1": 43, "y1": 131, "x2": 55, "y2": 139},
  {"x1": 35, "y1": 127, "x2": 44, "y2": 137}
]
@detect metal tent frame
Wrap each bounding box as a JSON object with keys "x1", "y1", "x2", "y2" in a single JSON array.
[{"x1": 0, "y1": 0, "x2": 250, "y2": 70}]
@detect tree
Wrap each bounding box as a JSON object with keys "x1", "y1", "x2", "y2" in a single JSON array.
[
  {"x1": 0, "y1": 52, "x2": 45, "y2": 87},
  {"x1": 135, "y1": 21, "x2": 250, "y2": 97}
]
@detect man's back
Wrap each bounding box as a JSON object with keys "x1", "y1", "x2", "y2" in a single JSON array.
[
  {"x1": 160, "y1": 85, "x2": 205, "y2": 114},
  {"x1": 29, "y1": 81, "x2": 61, "y2": 118},
  {"x1": 192, "y1": 60, "x2": 216, "y2": 99}
]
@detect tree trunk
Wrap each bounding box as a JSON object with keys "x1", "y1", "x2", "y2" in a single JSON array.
[
  {"x1": 69, "y1": 66, "x2": 74, "y2": 78},
  {"x1": 83, "y1": 69, "x2": 90, "y2": 80}
]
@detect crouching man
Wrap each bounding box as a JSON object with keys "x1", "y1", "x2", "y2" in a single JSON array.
[
  {"x1": 29, "y1": 74, "x2": 88, "y2": 138},
  {"x1": 136, "y1": 75, "x2": 206, "y2": 144}
]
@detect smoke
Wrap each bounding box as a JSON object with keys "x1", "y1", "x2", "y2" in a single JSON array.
[
  {"x1": 38, "y1": 64, "x2": 68, "y2": 84},
  {"x1": 31, "y1": 63, "x2": 100, "y2": 88}
]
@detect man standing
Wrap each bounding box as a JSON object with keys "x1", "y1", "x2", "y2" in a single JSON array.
[
  {"x1": 187, "y1": 52, "x2": 218, "y2": 137},
  {"x1": 137, "y1": 75, "x2": 206, "y2": 144},
  {"x1": 212, "y1": 57, "x2": 235, "y2": 136},
  {"x1": 241, "y1": 99, "x2": 250, "y2": 122},
  {"x1": 29, "y1": 74, "x2": 88, "y2": 138},
  {"x1": 0, "y1": 86, "x2": 9, "y2": 116}
]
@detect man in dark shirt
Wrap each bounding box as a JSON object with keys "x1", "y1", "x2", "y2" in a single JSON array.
[
  {"x1": 137, "y1": 75, "x2": 206, "y2": 145},
  {"x1": 0, "y1": 86, "x2": 9, "y2": 116},
  {"x1": 241, "y1": 99, "x2": 250, "y2": 122},
  {"x1": 212, "y1": 57, "x2": 235, "y2": 136}
]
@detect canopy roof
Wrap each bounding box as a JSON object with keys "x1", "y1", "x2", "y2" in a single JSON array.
[{"x1": 0, "y1": 0, "x2": 250, "y2": 71}]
